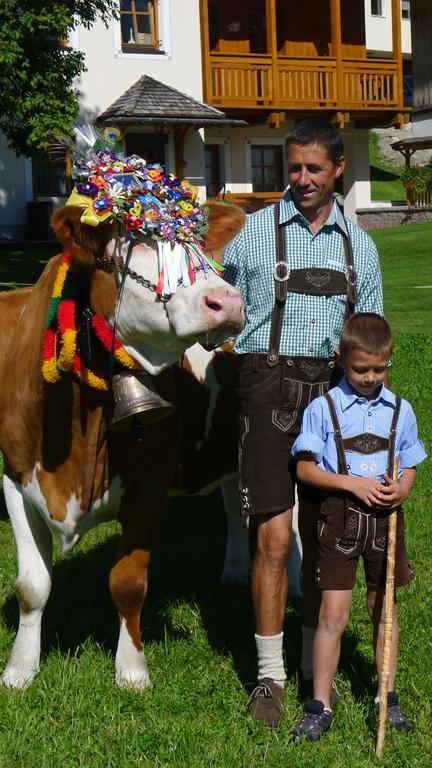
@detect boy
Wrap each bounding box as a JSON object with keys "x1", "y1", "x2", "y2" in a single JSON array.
[{"x1": 290, "y1": 313, "x2": 426, "y2": 741}]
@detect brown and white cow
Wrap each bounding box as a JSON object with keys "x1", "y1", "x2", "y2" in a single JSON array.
[{"x1": 0, "y1": 202, "x2": 247, "y2": 691}]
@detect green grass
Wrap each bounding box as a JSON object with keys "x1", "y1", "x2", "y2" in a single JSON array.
[
  {"x1": 0, "y1": 242, "x2": 57, "y2": 289},
  {"x1": 369, "y1": 132, "x2": 405, "y2": 203},
  {"x1": 0, "y1": 235, "x2": 431, "y2": 766},
  {"x1": 371, "y1": 222, "x2": 432, "y2": 333}
]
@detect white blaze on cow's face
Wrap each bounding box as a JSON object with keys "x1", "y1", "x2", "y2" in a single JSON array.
[{"x1": 107, "y1": 236, "x2": 244, "y2": 376}]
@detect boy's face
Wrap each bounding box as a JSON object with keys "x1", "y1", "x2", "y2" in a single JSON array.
[{"x1": 338, "y1": 349, "x2": 390, "y2": 400}]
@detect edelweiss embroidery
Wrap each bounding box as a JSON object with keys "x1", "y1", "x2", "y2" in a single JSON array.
[
  {"x1": 299, "y1": 360, "x2": 325, "y2": 380},
  {"x1": 352, "y1": 435, "x2": 382, "y2": 453},
  {"x1": 304, "y1": 271, "x2": 332, "y2": 290}
]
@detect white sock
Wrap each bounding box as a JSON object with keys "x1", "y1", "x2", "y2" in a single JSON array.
[
  {"x1": 255, "y1": 632, "x2": 286, "y2": 686},
  {"x1": 301, "y1": 625, "x2": 316, "y2": 681}
]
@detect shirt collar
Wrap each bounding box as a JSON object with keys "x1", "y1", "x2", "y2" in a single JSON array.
[
  {"x1": 280, "y1": 191, "x2": 348, "y2": 236},
  {"x1": 338, "y1": 376, "x2": 396, "y2": 411}
]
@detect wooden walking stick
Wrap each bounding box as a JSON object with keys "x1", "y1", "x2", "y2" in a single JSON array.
[{"x1": 376, "y1": 456, "x2": 399, "y2": 758}]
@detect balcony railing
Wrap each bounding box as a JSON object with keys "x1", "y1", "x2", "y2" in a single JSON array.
[{"x1": 206, "y1": 54, "x2": 401, "y2": 110}]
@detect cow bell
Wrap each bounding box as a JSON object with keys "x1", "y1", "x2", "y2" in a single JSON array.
[{"x1": 110, "y1": 371, "x2": 174, "y2": 431}]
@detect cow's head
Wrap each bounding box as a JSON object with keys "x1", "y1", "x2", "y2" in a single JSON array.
[{"x1": 51, "y1": 201, "x2": 245, "y2": 375}]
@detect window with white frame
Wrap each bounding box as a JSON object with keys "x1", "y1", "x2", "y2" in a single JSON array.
[
  {"x1": 401, "y1": 0, "x2": 410, "y2": 20},
  {"x1": 120, "y1": 0, "x2": 160, "y2": 52},
  {"x1": 371, "y1": 0, "x2": 383, "y2": 16},
  {"x1": 251, "y1": 145, "x2": 283, "y2": 192}
]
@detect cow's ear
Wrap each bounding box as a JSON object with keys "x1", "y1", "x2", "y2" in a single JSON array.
[
  {"x1": 50, "y1": 206, "x2": 114, "y2": 267},
  {"x1": 203, "y1": 202, "x2": 246, "y2": 255}
]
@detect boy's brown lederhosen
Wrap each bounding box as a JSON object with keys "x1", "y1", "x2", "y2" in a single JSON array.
[
  {"x1": 314, "y1": 392, "x2": 415, "y2": 590},
  {"x1": 238, "y1": 202, "x2": 357, "y2": 516}
]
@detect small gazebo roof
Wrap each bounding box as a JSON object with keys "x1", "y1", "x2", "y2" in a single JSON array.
[
  {"x1": 97, "y1": 75, "x2": 247, "y2": 127},
  {"x1": 391, "y1": 135, "x2": 432, "y2": 152}
]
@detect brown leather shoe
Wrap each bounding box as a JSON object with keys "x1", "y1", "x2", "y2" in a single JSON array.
[{"x1": 247, "y1": 678, "x2": 285, "y2": 729}]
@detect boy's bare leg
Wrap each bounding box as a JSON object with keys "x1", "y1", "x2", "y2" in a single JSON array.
[
  {"x1": 367, "y1": 587, "x2": 399, "y2": 691},
  {"x1": 313, "y1": 589, "x2": 352, "y2": 708}
]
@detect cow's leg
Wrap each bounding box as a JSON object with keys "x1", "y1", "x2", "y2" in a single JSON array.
[
  {"x1": 220, "y1": 473, "x2": 251, "y2": 585},
  {"x1": 109, "y1": 498, "x2": 164, "y2": 690},
  {"x1": 220, "y1": 474, "x2": 303, "y2": 595},
  {"x1": 1, "y1": 476, "x2": 53, "y2": 689}
]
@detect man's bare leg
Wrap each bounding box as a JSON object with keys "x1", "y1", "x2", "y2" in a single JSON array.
[{"x1": 248, "y1": 509, "x2": 292, "y2": 728}]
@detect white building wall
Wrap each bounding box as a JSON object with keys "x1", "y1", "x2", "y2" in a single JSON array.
[
  {"x1": 76, "y1": 0, "x2": 203, "y2": 117},
  {"x1": 365, "y1": 0, "x2": 411, "y2": 56}
]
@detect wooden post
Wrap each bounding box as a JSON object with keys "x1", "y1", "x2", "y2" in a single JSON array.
[
  {"x1": 330, "y1": 0, "x2": 343, "y2": 106},
  {"x1": 391, "y1": 0, "x2": 403, "y2": 108},
  {"x1": 376, "y1": 457, "x2": 399, "y2": 758},
  {"x1": 199, "y1": 0, "x2": 212, "y2": 103},
  {"x1": 265, "y1": 0, "x2": 279, "y2": 107}
]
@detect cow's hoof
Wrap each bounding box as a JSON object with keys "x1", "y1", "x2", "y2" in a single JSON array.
[
  {"x1": 0, "y1": 667, "x2": 36, "y2": 690},
  {"x1": 115, "y1": 671, "x2": 152, "y2": 691}
]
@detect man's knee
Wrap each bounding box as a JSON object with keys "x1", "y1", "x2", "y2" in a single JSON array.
[{"x1": 255, "y1": 511, "x2": 293, "y2": 570}]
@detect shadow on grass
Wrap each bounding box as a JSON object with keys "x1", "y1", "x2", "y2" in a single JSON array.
[
  {"x1": 0, "y1": 491, "x2": 375, "y2": 699},
  {"x1": 370, "y1": 164, "x2": 401, "y2": 183},
  {"x1": 0, "y1": 243, "x2": 58, "y2": 288}
]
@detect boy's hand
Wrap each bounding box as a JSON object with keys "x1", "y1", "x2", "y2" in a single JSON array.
[
  {"x1": 346, "y1": 476, "x2": 387, "y2": 507},
  {"x1": 379, "y1": 473, "x2": 411, "y2": 507}
]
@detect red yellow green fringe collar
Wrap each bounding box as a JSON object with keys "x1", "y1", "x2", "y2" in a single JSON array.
[{"x1": 42, "y1": 252, "x2": 135, "y2": 391}]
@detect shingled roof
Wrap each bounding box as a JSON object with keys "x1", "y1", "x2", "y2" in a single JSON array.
[{"x1": 97, "y1": 75, "x2": 247, "y2": 127}]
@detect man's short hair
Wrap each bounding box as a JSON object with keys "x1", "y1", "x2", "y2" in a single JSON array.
[
  {"x1": 339, "y1": 313, "x2": 393, "y2": 359},
  {"x1": 285, "y1": 118, "x2": 344, "y2": 165}
]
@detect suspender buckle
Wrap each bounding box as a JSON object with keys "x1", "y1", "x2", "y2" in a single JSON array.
[
  {"x1": 345, "y1": 265, "x2": 358, "y2": 286},
  {"x1": 273, "y1": 262, "x2": 291, "y2": 282}
]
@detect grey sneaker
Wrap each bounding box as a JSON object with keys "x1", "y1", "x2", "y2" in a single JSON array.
[
  {"x1": 376, "y1": 691, "x2": 413, "y2": 733},
  {"x1": 247, "y1": 678, "x2": 285, "y2": 729},
  {"x1": 291, "y1": 699, "x2": 333, "y2": 742}
]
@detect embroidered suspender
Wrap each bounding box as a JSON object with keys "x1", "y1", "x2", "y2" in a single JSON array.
[
  {"x1": 323, "y1": 392, "x2": 402, "y2": 476},
  {"x1": 267, "y1": 204, "x2": 289, "y2": 366},
  {"x1": 266, "y1": 202, "x2": 358, "y2": 368}
]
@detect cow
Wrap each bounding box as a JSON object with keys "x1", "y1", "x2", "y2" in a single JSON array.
[{"x1": 0, "y1": 200, "x2": 247, "y2": 691}]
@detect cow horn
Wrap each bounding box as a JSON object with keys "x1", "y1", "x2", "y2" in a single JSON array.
[{"x1": 110, "y1": 371, "x2": 174, "y2": 431}]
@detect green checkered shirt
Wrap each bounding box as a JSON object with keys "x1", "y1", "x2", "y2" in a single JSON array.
[{"x1": 223, "y1": 193, "x2": 383, "y2": 357}]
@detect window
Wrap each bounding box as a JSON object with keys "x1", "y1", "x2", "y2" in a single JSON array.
[
  {"x1": 205, "y1": 145, "x2": 223, "y2": 197},
  {"x1": 120, "y1": 0, "x2": 160, "y2": 52},
  {"x1": 251, "y1": 146, "x2": 283, "y2": 192},
  {"x1": 371, "y1": 0, "x2": 383, "y2": 16},
  {"x1": 125, "y1": 134, "x2": 167, "y2": 165},
  {"x1": 249, "y1": 3, "x2": 267, "y2": 54},
  {"x1": 401, "y1": 0, "x2": 410, "y2": 20},
  {"x1": 32, "y1": 154, "x2": 67, "y2": 197}
]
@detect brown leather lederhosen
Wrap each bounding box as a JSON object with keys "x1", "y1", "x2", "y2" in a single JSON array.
[
  {"x1": 238, "y1": 201, "x2": 358, "y2": 516},
  {"x1": 314, "y1": 393, "x2": 415, "y2": 590}
]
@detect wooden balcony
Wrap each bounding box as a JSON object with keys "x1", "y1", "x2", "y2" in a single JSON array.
[
  {"x1": 200, "y1": 0, "x2": 406, "y2": 121},
  {"x1": 206, "y1": 54, "x2": 401, "y2": 112}
]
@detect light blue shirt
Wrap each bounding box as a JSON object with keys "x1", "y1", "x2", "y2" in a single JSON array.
[
  {"x1": 292, "y1": 377, "x2": 427, "y2": 481},
  {"x1": 223, "y1": 193, "x2": 383, "y2": 356}
]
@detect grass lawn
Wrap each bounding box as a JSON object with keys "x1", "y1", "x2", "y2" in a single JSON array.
[
  {"x1": 0, "y1": 242, "x2": 58, "y2": 290},
  {"x1": 0, "y1": 229, "x2": 431, "y2": 767},
  {"x1": 371, "y1": 222, "x2": 432, "y2": 334}
]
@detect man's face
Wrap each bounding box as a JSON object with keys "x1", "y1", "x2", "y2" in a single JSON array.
[{"x1": 286, "y1": 142, "x2": 346, "y2": 217}]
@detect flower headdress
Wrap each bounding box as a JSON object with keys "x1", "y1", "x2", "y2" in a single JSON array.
[{"x1": 66, "y1": 147, "x2": 222, "y2": 297}]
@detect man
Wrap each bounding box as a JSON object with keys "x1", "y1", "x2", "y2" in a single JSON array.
[{"x1": 223, "y1": 118, "x2": 383, "y2": 729}]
